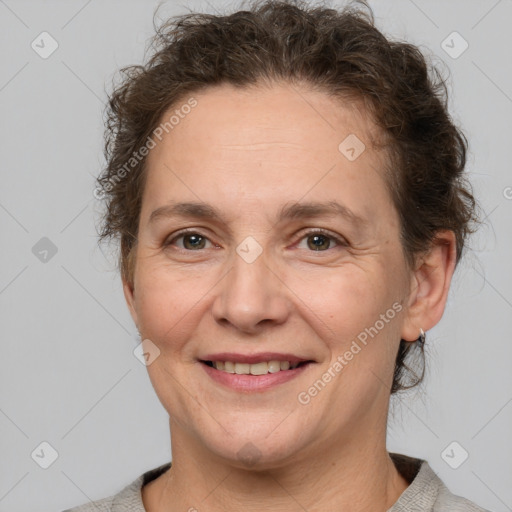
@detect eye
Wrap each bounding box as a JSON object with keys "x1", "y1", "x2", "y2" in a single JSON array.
[
  {"x1": 164, "y1": 228, "x2": 347, "y2": 253},
  {"x1": 164, "y1": 230, "x2": 215, "y2": 251},
  {"x1": 296, "y1": 229, "x2": 347, "y2": 252}
]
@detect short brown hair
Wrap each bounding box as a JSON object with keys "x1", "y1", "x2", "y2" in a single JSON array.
[{"x1": 96, "y1": 0, "x2": 478, "y2": 393}]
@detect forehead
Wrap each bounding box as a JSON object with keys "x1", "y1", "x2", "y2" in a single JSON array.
[
  {"x1": 141, "y1": 81, "x2": 392, "y2": 226},
  {"x1": 152, "y1": 82, "x2": 382, "y2": 155}
]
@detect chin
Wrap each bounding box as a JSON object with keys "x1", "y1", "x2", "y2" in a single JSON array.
[{"x1": 197, "y1": 418, "x2": 314, "y2": 470}]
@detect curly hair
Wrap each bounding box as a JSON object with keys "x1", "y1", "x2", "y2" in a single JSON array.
[{"x1": 96, "y1": 0, "x2": 478, "y2": 393}]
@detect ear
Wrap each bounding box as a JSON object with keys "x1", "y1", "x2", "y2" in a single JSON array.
[
  {"x1": 401, "y1": 230, "x2": 457, "y2": 342},
  {"x1": 122, "y1": 275, "x2": 139, "y2": 330}
]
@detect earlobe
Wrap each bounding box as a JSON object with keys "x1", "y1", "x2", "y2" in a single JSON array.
[{"x1": 401, "y1": 230, "x2": 457, "y2": 342}]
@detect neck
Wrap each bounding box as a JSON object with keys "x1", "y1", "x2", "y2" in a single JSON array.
[{"x1": 143, "y1": 420, "x2": 410, "y2": 512}]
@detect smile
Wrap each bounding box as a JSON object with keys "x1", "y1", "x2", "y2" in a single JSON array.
[
  {"x1": 202, "y1": 360, "x2": 307, "y2": 375},
  {"x1": 199, "y1": 359, "x2": 315, "y2": 392}
]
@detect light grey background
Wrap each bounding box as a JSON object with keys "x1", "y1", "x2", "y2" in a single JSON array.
[{"x1": 0, "y1": 0, "x2": 510, "y2": 511}]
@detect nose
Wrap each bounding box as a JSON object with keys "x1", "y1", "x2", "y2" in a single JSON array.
[{"x1": 211, "y1": 246, "x2": 290, "y2": 334}]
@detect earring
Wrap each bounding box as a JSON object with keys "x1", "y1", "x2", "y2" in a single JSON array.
[{"x1": 417, "y1": 328, "x2": 426, "y2": 346}]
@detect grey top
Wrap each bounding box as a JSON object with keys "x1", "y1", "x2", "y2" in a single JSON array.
[{"x1": 63, "y1": 453, "x2": 491, "y2": 511}]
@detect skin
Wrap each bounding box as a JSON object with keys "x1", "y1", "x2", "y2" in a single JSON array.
[{"x1": 122, "y1": 81, "x2": 457, "y2": 512}]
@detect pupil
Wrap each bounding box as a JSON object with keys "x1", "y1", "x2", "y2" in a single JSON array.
[
  {"x1": 309, "y1": 234, "x2": 328, "y2": 251},
  {"x1": 185, "y1": 234, "x2": 204, "y2": 250}
]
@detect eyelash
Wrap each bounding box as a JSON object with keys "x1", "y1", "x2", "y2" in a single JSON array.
[{"x1": 164, "y1": 228, "x2": 347, "y2": 252}]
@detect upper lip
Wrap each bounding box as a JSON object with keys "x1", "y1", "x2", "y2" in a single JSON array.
[{"x1": 200, "y1": 352, "x2": 314, "y2": 364}]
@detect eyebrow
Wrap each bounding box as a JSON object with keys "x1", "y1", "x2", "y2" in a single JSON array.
[{"x1": 148, "y1": 200, "x2": 368, "y2": 228}]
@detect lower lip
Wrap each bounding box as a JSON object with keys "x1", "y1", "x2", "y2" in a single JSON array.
[{"x1": 200, "y1": 362, "x2": 313, "y2": 392}]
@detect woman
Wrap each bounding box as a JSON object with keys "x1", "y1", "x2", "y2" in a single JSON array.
[{"x1": 66, "y1": 0, "x2": 489, "y2": 510}]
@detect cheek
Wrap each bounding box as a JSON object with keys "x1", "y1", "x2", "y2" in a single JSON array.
[
  {"x1": 299, "y1": 264, "x2": 395, "y2": 334},
  {"x1": 134, "y1": 264, "x2": 205, "y2": 353},
  {"x1": 297, "y1": 262, "x2": 404, "y2": 382}
]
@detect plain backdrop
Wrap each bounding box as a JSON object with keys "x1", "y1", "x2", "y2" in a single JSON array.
[{"x1": 0, "y1": 0, "x2": 511, "y2": 511}]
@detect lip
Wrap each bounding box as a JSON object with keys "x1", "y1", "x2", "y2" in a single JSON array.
[
  {"x1": 200, "y1": 360, "x2": 314, "y2": 392},
  {"x1": 200, "y1": 352, "x2": 311, "y2": 364}
]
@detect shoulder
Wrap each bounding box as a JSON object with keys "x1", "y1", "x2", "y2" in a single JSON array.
[
  {"x1": 61, "y1": 462, "x2": 171, "y2": 512},
  {"x1": 433, "y1": 480, "x2": 492, "y2": 512},
  {"x1": 61, "y1": 476, "x2": 143, "y2": 511},
  {"x1": 389, "y1": 453, "x2": 492, "y2": 512},
  {"x1": 61, "y1": 494, "x2": 115, "y2": 512}
]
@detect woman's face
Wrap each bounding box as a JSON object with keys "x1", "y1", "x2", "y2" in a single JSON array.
[{"x1": 124, "y1": 82, "x2": 415, "y2": 467}]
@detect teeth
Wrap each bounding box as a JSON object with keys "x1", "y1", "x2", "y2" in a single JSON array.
[
  {"x1": 223, "y1": 361, "x2": 235, "y2": 373},
  {"x1": 211, "y1": 360, "x2": 301, "y2": 375},
  {"x1": 268, "y1": 361, "x2": 281, "y2": 373},
  {"x1": 249, "y1": 362, "x2": 268, "y2": 375},
  {"x1": 235, "y1": 363, "x2": 250, "y2": 374}
]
